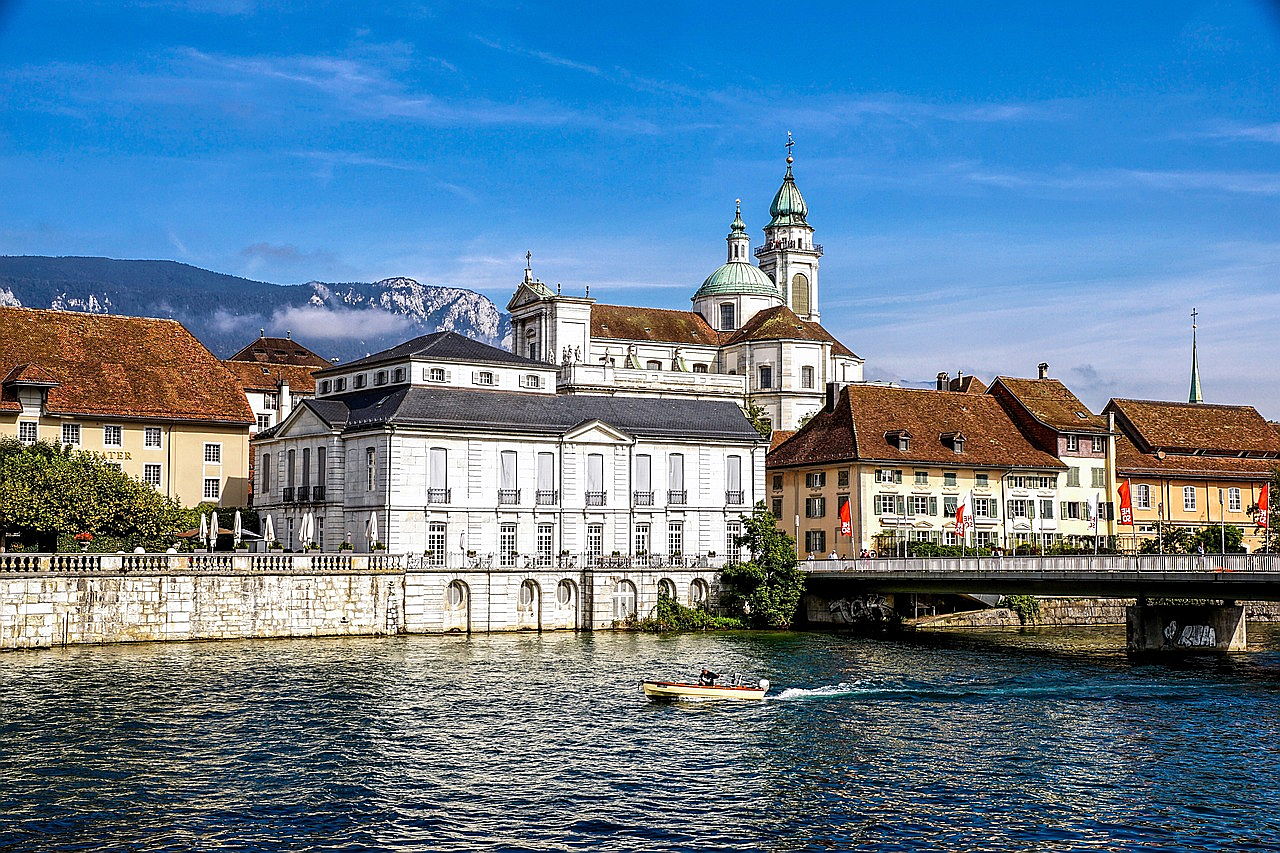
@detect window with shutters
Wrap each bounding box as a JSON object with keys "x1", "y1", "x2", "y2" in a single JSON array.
[
  {"x1": 770, "y1": 498, "x2": 783, "y2": 516},
  {"x1": 975, "y1": 473, "x2": 989, "y2": 487},
  {"x1": 286, "y1": 449, "x2": 296, "y2": 488},
  {"x1": 914, "y1": 471, "x2": 928, "y2": 485},
  {"x1": 1066, "y1": 468, "x2": 1081, "y2": 487},
  {"x1": 1091, "y1": 468, "x2": 1106, "y2": 488},
  {"x1": 393, "y1": 368, "x2": 406, "y2": 383},
  {"x1": 791, "y1": 273, "x2": 810, "y2": 315},
  {"x1": 837, "y1": 470, "x2": 849, "y2": 488},
  {"x1": 429, "y1": 367, "x2": 446, "y2": 382},
  {"x1": 805, "y1": 497, "x2": 826, "y2": 518},
  {"x1": 475, "y1": 371, "x2": 495, "y2": 386},
  {"x1": 354, "y1": 374, "x2": 367, "y2": 389},
  {"x1": 803, "y1": 529, "x2": 825, "y2": 554},
  {"x1": 806, "y1": 471, "x2": 827, "y2": 488},
  {"x1": 1040, "y1": 500, "x2": 1054, "y2": 519},
  {"x1": 944, "y1": 472, "x2": 957, "y2": 487},
  {"x1": 910, "y1": 496, "x2": 931, "y2": 516},
  {"x1": 944, "y1": 496, "x2": 958, "y2": 515},
  {"x1": 374, "y1": 371, "x2": 387, "y2": 386},
  {"x1": 875, "y1": 469, "x2": 901, "y2": 485}
]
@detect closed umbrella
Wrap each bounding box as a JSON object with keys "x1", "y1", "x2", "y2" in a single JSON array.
[
  {"x1": 207, "y1": 511, "x2": 219, "y2": 550},
  {"x1": 302, "y1": 511, "x2": 315, "y2": 548},
  {"x1": 233, "y1": 510, "x2": 243, "y2": 547},
  {"x1": 367, "y1": 512, "x2": 379, "y2": 549},
  {"x1": 263, "y1": 514, "x2": 275, "y2": 546},
  {"x1": 198, "y1": 513, "x2": 208, "y2": 543}
]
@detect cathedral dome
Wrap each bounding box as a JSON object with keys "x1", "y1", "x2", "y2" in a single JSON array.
[{"x1": 694, "y1": 262, "x2": 780, "y2": 299}]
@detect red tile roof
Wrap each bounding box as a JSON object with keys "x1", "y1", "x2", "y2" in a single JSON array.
[
  {"x1": 768, "y1": 383, "x2": 1064, "y2": 470},
  {"x1": 228, "y1": 335, "x2": 330, "y2": 367},
  {"x1": 590, "y1": 304, "x2": 722, "y2": 346},
  {"x1": 3, "y1": 363, "x2": 61, "y2": 387},
  {"x1": 1115, "y1": 435, "x2": 1277, "y2": 480},
  {"x1": 950, "y1": 374, "x2": 986, "y2": 393},
  {"x1": 991, "y1": 377, "x2": 1108, "y2": 433},
  {"x1": 1107, "y1": 398, "x2": 1280, "y2": 454},
  {"x1": 0, "y1": 307, "x2": 254, "y2": 423},
  {"x1": 221, "y1": 360, "x2": 319, "y2": 394},
  {"x1": 769, "y1": 429, "x2": 797, "y2": 451},
  {"x1": 723, "y1": 305, "x2": 857, "y2": 357}
]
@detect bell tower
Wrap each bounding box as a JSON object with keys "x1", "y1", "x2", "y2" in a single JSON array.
[{"x1": 755, "y1": 132, "x2": 822, "y2": 321}]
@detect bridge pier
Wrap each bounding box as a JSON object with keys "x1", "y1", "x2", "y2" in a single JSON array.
[{"x1": 1126, "y1": 600, "x2": 1247, "y2": 654}]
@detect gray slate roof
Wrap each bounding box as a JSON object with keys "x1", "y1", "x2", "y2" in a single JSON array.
[
  {"x1": 316, "y1": 331, "x2": 544, "y2": 374},
  {"x1": 298, "y1": 386, "x2": 762, "y2": 442}
]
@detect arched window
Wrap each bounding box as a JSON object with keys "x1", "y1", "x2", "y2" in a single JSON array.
[
  {"x1": 612, "y1": 580, "x2": 638, "y2": 620},
  {"x1": 720, "y1": 302, "x2": 735, "y2": 330},
  {"x1": 658, "y1": 578, "x2": 676, "y2": 600},
  {"x1": 556, "y1": 579, "x2": 576, "y2": 608},
  {"x1": 692, "y1": 364, "x2": 708, "y2": 373},
  {"x1": 445, "y1": 580, "x2": 468, "y2": 609},
  {"x1": 517, "y1": 579, "x2": 539, "y2": 611},
  {"x1": 688, "y1": 578, "x2": 709, "y2": 607},
  {"x1": 791, "y1": 273, "x2": 810, "y2": 315}
]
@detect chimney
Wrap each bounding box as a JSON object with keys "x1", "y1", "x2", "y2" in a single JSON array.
[
  {"x1": 278, "y1": 376, "x2": 292, "y2": 421},
  {"x1": 825, "y1": 381, "x2": 842, "y2": 412},
  {"x1": 1037, "y1": 362, "x2": 1049, "y2": 380},
  {"x1": 936, "y1": 371, "x2": 949, "y2": 391}
]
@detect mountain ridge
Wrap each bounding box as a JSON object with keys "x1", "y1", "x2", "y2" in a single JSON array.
[{"x1": 0, "y1": 255, "x2": 510, "y2": 363}]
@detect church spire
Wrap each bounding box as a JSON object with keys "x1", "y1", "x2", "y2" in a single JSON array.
[
  {"x1": 768, "y1": 131, "x2": 809, "y2": 227},
  {"x1": 1189, "y1": 308, "x2": 1203, "y2": 404},
  {"x1": 726, "y1": 198, "x2": 749, "y2": 262}
]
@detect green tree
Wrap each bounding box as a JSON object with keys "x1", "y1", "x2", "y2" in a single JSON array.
[
  {"x1": 1138, "y1": 526, "x2": 1193, "y2": 554},
  {"x1": 0, "y1": 438, "x2": 194, "y2": 552},
  {"x1": 741, "y1": 400, "x2": 773, "y2": 438},
  {"x1": 719, "y1": 504, "x2": 805, "y2": 628},
  {"x1": 1189, "y1": 523, "x2": 1245, "y2": 554}
]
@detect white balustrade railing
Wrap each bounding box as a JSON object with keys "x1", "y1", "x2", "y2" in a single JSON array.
[{"x1": 0, "y1": 552, "x2": 406, "y2": 575}]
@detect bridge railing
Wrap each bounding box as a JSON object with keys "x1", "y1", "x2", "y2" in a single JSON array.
[{"x1": 801, "y1": 553, "x2": 1280, "y2": 575}]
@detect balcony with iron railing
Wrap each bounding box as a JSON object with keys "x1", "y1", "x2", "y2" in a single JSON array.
[
  {"x1": 535, "y1": 490, "x2": 559, "y2": 505},
  {"x1": 282, "y1": 486, "x2": 294, "y2": 503},
  {"x1": 754, "y1": 240, "x2": 822, "y2": 258},
  {"x1": 586, "y1": 491, "x2": 607, "y2": 507},
  {"x1": 667, "y1": 490, "x2": 688, "y2": 506},
  {"x1": 498, "y1": 489, "x2": 521, "y2": 505},
  {"x1": 425, "y1": 488, "x2": 452, "y2": 505},
  {"x1": 725, "y1": 490, "x2": 745, "y2": 505},
  {"x1": 312, "y1": 485, "x2": 325, "y2": 502},
  {"x1": 633, "y1": 490, "x2": 654, "y2": 506}
]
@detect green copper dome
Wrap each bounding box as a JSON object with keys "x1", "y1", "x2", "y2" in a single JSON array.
[
  {"x1": 768, "y1": 163, "x2": 809, "y2": 227},
  {"x1": 694, "y1": 261, "x2": 780, "y2": 299}
]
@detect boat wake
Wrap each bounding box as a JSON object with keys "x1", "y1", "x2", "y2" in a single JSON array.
[
  {"x1": 773, "y1": 681, "x2": 879, "y2": 700},
  {"x1": 772, "y1": 679, "x2": 1184, "y2": 703}
]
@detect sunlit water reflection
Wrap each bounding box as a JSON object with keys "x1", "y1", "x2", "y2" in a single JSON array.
[{"x1": 2, "y1": 625, "x2": 1279, "y2": 851}]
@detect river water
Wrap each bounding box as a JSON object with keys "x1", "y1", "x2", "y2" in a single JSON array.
[{"x1": 2, "y1": 626, "x2": 1280, "y2": 852}]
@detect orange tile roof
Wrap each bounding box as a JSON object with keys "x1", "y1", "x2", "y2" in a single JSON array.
[
  {"x1": 0, "y1": 307, "x2": 253, "y2": 423},
  {"x1": 950, "y1": 374, "x2": 986, "y2": 393},
  {"x1": 992, "y1": 377, "x2": 1108, "y2": 433},
  {"x1": 590, "y1": 304, "x2": 722, "y2": 346},
  {"x1": 221, "y1": 360, "x2": 319, "y2": 394},
  {"x1": 228, "y1": 335, "x2": 330, "y2": 367},
  {"x1": 769, "y1": 429, "x2": 797, "y2": 451},
  {"x1": 1115, "y1": 435, "x2": 1278, "y2": 480},
  {"x1": 1107, "y1": 398, "x2": 1280, "y2": 454},
  {"x1": 723, "y1": 305, "x2": 857, "y2": 357},
  {"x1": 768, "y1": 383, "x2": 1064, "y2": 470}
]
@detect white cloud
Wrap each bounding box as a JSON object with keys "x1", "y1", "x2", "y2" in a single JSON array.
[{"x1": 268, "y1": 305, "x2": 417, "y2": 341}]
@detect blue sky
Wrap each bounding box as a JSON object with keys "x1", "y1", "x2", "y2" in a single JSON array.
[{"x1": 2, "y1": 0, "x2": 1279, "y2": 415}]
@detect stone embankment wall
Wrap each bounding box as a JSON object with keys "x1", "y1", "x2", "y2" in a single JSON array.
[
  {"x1": 0, "y1": 553, "x2": 720, "y2": 650},
  {"x1": 913, "y1": 599, "x2": 1280, "y2": 630}
]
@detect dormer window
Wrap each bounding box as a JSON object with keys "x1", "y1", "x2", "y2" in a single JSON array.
[
  {"x1": 374, "y1": 371, "x2": 387, "y2": 386},
  {"x1": 428, "y1": 367, "x2": 446, "y2": 383},
  {"x1": 474, "y1": 370, "x2": 495, "y2": 386},
  {"x1": 334, "y1": 378, "x2": 346, "y2": 391},
  {"x1": 393, "y1": 368, "x2": 405, "y2": 383},
  {"x1": 886, "y1": 430, "x2": 911, "y2": 452},
  {"x1": 353, "y1": 374, "x2": 367, "y2": 389},
  {"x1": 941, "y1": 431, "x2": 966, "y2": 454},
  {"x1": 521, "y1": 374, "x2": 542, "y2": 389},
  {"x1": 319, "y1": 380, "x2": 331, "y2": 394}
]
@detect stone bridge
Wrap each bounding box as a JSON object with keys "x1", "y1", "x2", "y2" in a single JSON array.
[{"x1": 801, "y1": 553, "x2": 1280, "y2": 653}]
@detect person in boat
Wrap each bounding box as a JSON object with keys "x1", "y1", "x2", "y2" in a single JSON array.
[{"x1": 698, "y1": 668, "x2": 719, "y2": 686}]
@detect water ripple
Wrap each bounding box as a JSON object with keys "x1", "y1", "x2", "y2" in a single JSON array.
[{"x1": 2, "y1": 627, "x2": 1280, "y2": 851}]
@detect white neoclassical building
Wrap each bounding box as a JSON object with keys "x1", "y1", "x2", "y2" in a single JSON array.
[
  {"x1": 506, "y1": 145, "x2": 863, "y2": 432},
  {"x1": 251, "y1": 332, "x2": 767, "y2": 571}
]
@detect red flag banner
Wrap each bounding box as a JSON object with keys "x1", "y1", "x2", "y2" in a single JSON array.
[
  {"x1": 839, "y1": 498, "x2": 852, "y2": 536},
  {"x1": 1260, "y1": 482, "x2": 1270, "y2": 529},
  {"x1": 1118, "y1": 480, "x2": 1134, "y2": 526}
]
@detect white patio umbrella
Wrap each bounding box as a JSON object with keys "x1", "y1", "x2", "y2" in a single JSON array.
[
  {"x1": 198, "y1": 513, "x2": 208, "y2": 543},
  {"x1": 302, "y1": 511, "x2": 315, "y2": 548},
  {"x1": 367, "y1": 512, "x2": 379, "y2": 549},
  {"x1": 207, "y1": 511, "x2": 219, "y2": 550},
  {"x1": 263, "y1": 513, "x2": 275, "y2": 545},
  {"x1": 233, "y1": 510, "x2": 243, "y2": 547}
]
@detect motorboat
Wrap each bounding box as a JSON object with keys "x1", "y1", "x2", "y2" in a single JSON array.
[{"x1": 641, "y1": 677, "x2": 771, "y2": 701}]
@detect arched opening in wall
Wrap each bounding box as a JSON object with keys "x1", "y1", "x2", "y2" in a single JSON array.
[
  {"x1": 444, "y1": 580, "x2": 470, "y2": 633},
  {"x1": 791, "y1": 273, "x2": 810, "y2": 315},
  {"x1": 516, "y1": 579, "x2": 542, "y2": 630},
  {"x1": 612, "y1": 580, "x2": 638, "y2": 622},
  {"x1": 688, "y1": 578, "x2": 709, "y2": 609},
  {"x1": 657, "y1": 578, "x2": 676, "y2": 601},
  {"x1": 556, "y1": 578, "x2": 580, "y2": 630}
]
